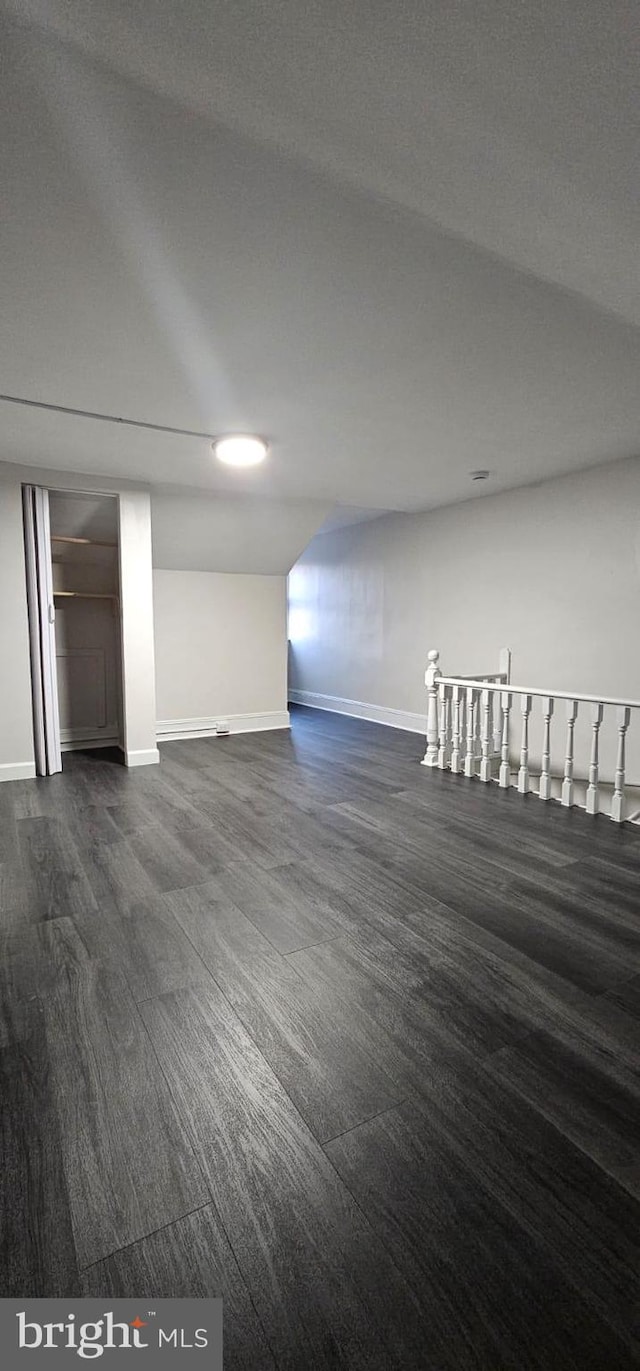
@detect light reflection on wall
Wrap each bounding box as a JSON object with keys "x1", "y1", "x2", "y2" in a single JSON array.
[{"x1": 287, "y1": 566, "x2": 316, "y2": 643}]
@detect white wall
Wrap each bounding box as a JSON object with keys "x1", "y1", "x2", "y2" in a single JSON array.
[
  {"x1": 0, "y1": 473, "x2": 36, "y2": 779},
  {"x1": 153, "y1": 570, "x2": 288, "y2": 736},
  {"x1": 119, "y1": 491, "x2": 159, "y2": 765},
  {"x1": 149, "y1": 488, "x2": 328, "y2": 737},
  {"x1": 289, "y1": 456, "x2": 640, "y2": 791}
]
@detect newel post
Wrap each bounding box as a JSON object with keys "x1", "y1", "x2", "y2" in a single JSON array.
[{"x1": 422, "y1": 649, "x2": 441, "y2": 767}]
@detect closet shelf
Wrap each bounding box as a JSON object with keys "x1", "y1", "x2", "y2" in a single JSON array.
[
  {"x1": 53, "y1": 591, "x2": 119, "y2": 601},
  {"x1": 51, "y1": 535, "x2": 117, "y2": 548}
]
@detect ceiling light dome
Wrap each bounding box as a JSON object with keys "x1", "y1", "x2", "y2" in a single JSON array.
[{"x1": 212, "y1": 434, "x2": 269, "y2": 467}]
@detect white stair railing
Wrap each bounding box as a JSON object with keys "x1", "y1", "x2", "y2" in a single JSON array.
[
  {"x1": 422, "y1": 650, "x2": 640, "y2": 824},
  {"x1": 425, "y1": 649, "x2": 510, "y2": 775}
]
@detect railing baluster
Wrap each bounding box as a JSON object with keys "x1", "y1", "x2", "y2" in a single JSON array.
[
  {"x1": 464, "y1": 686, "x2": 476, "y2": 777},
  {"x1": 518, "y1": 695, "x2": 532, "y2": 793},
  {"x1": 450, "y1": 686, "x2": 462, "y2": 774},
  {"x1": 492, "y1": 693, "x2": 502, "y2": 756},
  {"x1": 422, "y1": 649, "x2": 440, "y2": 768},
  {"x1": 438, "y1": 683, "x2": 450, "y2": 769},
  {"x1": 474, "y1": 693, "x2": 482, "y2": 760},
  {"x1": 585, "y1": 702, "x2": 604, "y2": 815},
  {"x1": 499, "y1": 691, "x2": 512, "y2": 787},
  {"x1": 611, "y1": 706, "x2": 631, "y2": 823},
  {"x1": 561, "y1": 700, "x2": 578, "y2": 807},
  {"x1": 480, "y1": 688, "x2": 492, "y2": 782},
  {"x1": 538, "y1": 696, "x2": 554, "y2": 800}
]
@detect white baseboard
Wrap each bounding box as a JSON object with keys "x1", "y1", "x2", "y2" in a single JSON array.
[
  {"x1": 61, "y1": 732, "x2": 120, "y2": 753},
  {"x1": 156, "y1": 710, "x2": 291, "y2": 742},
  {"x1": 0, "y1": 760, "x2": 37, "y2": 783},
  {"x1": 288, "y1": 690, "x2": 426, "y2": 734},
  {"x1": 124, "y1": 747, "x2": 160, "y2": 767}
]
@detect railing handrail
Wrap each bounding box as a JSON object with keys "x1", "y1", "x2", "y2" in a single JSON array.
[
  {"x1": 437, "y1": 676, "x2": 640, "y2": 711},
  {"x1": 449, "y1": 671, "x2": 509, "y2": 683}
]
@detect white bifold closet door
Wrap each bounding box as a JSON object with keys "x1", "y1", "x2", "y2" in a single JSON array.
[{"x1": 23, "y1": 485, "x2": 62, "y2": 775}]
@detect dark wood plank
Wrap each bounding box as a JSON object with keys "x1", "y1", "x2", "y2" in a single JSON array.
[
  {"x1": 498, "y1": 866, "x2": 640, "y2": 973},
  {"x1": 82, "y1": 1206, "x2": 276, "y2": 1370},
  {"x1": 383, "y1": 897, "x2": 585, "y2": 1009},
  {"x1": 60, "y1": 750, "x2": 129, "y2": 805},
  {"x1": 164, "y1": 881, "x2": 297, "y2": 983},
  {"x1": 2, "y1": 777, "x2": 45, "y2": 822},
  {"x1": 166, "y1": 884, "x2": 402, "y2": 1141},
  {"x1": 126, "y1": 824, "x2": 212, "y2": 894},
  {"x1": 391, "y1": 1054, "x2": 640, "y2": 1355},
  {"x1": 352, "y1": 849, "x2": 634, "y2": 993},
  {"x1": 540, "y1": 852, "x2": 640, "y2": 915},
  {"x1": 0, "y1": 916, "x2": 93, "y2": 1048},
  {"x1": 390, "y1": 781, "x2": 619, "y2": 866},
  {"x1": 296, "y1": 837, "x2": 447, "y2": 925},
  {"x1": 103, "y1": 770, "x2": 209, "y2": 833},
  {"x1": 17, "y1": 816, "x2": 99, "y2": 921},
  {"x1": 43, "y1": 958, "x2": 208, "y2": 1266},
  {"x1": 207, "y1": 862, "x2": 349, "y2": 953},
  {"x1": 161, "y1": 817, "x2": 249, "y2": 875},
  {"x1": 192, "y1": 791, "x2": 297, "y2": 870},
  {"x1": 288, "y1": 934, "x2": 502, "y2": 1094},
  {"x1": 0, "y1": 867, "x2": 28, "y2": 923},
  {"x1": 326, "y1": 1101, "x2": 634, "y2": 1370},
  {"x1": 487, "y1": 1019, "x2": 640, "y2": 1198},
  {"x1": 231, "y1": 973, "x2": 404, "y2": 1143},
  {"x1": 76, "y1": 896, "x2": 213, "y2": 1002},
  {"x1": 140, "y1": 982, "x2": 436, "y2": 1368},
  {"x1": 330, "y1": 793, "x2": 579, "y2": 885},
  {"x1": 0, "y1": 926, "x2": 43, "y2": 1048},
  {"x1": 75, "y1": 835, "x2": 158, "y2": 913},
  {"x1": 0, "y1": 1026, "x2": 81, "y2": 1297},
  {"x1": 65, "y1": 803, "x2": 124, "y2": 846},
  {"x1": 603, "y1": 973, "x2": 640, "y2": 1021},
  {"x1": 340, "y1": 898, "x2": 636, "y2": 1061}
]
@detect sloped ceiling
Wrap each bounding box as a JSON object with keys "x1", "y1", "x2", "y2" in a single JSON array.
[
  {"x1": 151, "y1": 491, "x2": 332, "y2": 574},
  {"x1": 1, "y1": 1, "x2": 639, "y2": 525}
]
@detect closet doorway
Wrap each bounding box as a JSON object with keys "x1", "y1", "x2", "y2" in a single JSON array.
[{"x1": 24, "y1": 487, "x2": 124, "y2": 774}]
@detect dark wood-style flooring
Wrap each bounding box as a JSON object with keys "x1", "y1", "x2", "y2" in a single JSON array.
[{"x1": 1, "y1": 705, "x2": 640, "y2": 1367}]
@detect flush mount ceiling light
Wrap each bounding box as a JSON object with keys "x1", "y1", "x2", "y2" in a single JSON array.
[
  {"x1": 212, "y1": 434, "x2": 269, "y2": 467},
  {"x1": 470, "y1": 469, "x2": 490, "y2": 481}
]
